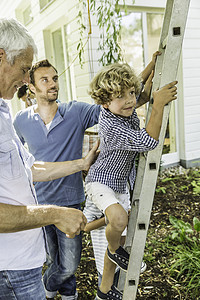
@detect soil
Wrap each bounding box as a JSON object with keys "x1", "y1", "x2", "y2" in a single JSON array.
[{"x1": 58, "y1": 167, "x2": 200, "y2": 299}]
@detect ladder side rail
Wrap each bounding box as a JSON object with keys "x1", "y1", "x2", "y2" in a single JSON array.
[{"x1": 117, "y1": 199, "x2": 139, "y2": 291}]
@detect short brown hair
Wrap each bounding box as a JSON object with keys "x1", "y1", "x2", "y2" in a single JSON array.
[
  {"x1": 29, "y1": 59, "x2": 57, "y2": 86},
  {"x1": 88, "y1": 63, "x2": 141, "y2": 105}
]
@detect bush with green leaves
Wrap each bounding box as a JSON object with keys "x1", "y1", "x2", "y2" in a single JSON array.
[{"x1": 167, "y1": 216, "x2": 200, "y2": 298}]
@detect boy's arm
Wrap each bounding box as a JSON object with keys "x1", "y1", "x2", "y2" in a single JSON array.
[
  {"x1": 140, "y1": 51, "x2": 161, "y2": 84},
  {"x1": 136, "y1": 71, "x2": 154, "y2": 108},
  {"x1": 146, "y1": 81, "x2": 178, "y2": 140},
  {"x1": 84, "y1": 217, "x2": 106, "y2": 233},
  {"x1": 136, "y1": 51, "x2": 161, "y2": 108}
]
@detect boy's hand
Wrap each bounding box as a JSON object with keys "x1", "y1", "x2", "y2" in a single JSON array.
[
  {"x1": 151, "y1": 50, "x2": 162, "y2": 67},
  {"x1": 152, "y1": 81, "x2": 178, "y2": 107}
]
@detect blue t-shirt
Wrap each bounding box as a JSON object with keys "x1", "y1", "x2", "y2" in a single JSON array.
[{"x1": 13, "y1": 101, "x2": 100, "y2": 206}]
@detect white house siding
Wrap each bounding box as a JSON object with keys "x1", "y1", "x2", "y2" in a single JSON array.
[{"x1": 181, "y1": 0, "x2": 200, "y2": 167}]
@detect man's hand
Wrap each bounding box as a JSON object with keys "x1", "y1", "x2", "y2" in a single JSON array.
[
  {"x1": 55, "y1": 207, "x2": 87, "y2": 238},
  {"x1": 82, "y1": 139, "x2": 100, "y2": 171}
]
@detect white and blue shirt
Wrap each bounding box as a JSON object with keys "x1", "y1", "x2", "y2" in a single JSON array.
[
  {"x1": 85, "y1": 107, "x2": 158, "y2": 193},
  {"x1": 0, "y1": 99, "x2": 46, "y2": 271}
]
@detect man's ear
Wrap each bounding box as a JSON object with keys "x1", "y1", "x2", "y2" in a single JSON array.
[
  {"x1": 29, "y1": 83, "x2": 36, "y2": 94},
  {"x1": 0, "y1": 48, "x2": 6, "y2": 64},
  {"x1": 103, "y1": 103, "x2": 109, "y2": 109}
]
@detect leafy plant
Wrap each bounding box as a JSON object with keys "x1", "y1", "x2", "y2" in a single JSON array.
[
  {"x1": 191, "y1": 179, "x2": 200, "y2": 195},
  {"x1": 77, "y1": 0, "x2": 135, "y2": 66},
  {"x1": 77, "y1": 4, "x2": 87, "y2": 68},
  {"x1": 169, "y1": 215, "x2": 194, "y2": 243},
  {"x1": 167, "y1": 216, "x2": 200, "y2": 297},
  {"x1": 169, "y1": 244, "x2": 200, "y2": 298},
  {"x1": 155, "y1": 186, "x2": 167, "y2": 194}
]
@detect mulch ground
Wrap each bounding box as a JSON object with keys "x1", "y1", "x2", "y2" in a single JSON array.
[{"x1": 56, "y1": 166, "x2": 200, "y2": 299}]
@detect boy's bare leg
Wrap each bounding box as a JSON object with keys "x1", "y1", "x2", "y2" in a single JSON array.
[
  {"x1": 99, "y1": 250, "x2": 116, "y2": 293},
  {"x1": 99, "y1": 204, "x2": 128, "y2": 293},
  {"x1": 105, "y1": 203, "x2": 128, "y2": 253}
]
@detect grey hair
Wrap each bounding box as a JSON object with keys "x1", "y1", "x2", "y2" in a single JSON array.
[{"x1": 0, "y1": 18, "x2": 37, "y2": 64}]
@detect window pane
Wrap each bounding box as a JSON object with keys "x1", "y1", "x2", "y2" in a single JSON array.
[
  {"x1": 40, "y1": 0, "x2": 48, "y2": 10},
  {"x1": 23, "y1": 5, "x2": 32, "y2": 26},
  {"x1": 146, "y1": 13, "x2": 163, "y2": 62},
  {"x1": 120, "y1": 12, "x2": 146, "y2": 127},
  {"x1": 120, "y1": 13, "x2": 144, "y2": 74},
  {"x1": 52, "y1": 29, "x2": 68, "y2": 102},
  {"x1": 40, "y1": 0, "x2": 52, "y2": 10}
]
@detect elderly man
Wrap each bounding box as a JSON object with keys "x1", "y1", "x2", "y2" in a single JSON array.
[{"x1": 0, "y1": 18, "x2": 98, "y2": 300}]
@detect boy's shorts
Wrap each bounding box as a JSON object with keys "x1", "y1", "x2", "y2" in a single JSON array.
[{"x1": 85, "y1": 182, "x2": 131, "y2": 214}]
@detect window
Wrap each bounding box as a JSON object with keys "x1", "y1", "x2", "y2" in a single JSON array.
[
  {"x1": 50, "y1": 24, "x2": 74, "y2": 102},
  {"x1": 40, "y1": 0, "x2": 54, "y2": 11},
  {"x1": 23, "y1": 5, "x2": 33, "y2": 26},
  {"x1": 120, "y1": 10, "x2": 176, "y2": 155}
]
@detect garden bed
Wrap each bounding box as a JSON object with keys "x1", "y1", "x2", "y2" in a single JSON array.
[{"x1": 57, "y1": 166, "x2": 200, "y2": 299}]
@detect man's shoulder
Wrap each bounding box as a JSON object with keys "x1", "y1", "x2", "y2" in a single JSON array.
[
  {"x1": 58, "y1": 100, "x2": 99, "y2": 113},
  {"x1": 14, "y1": 106, "x2": 33, "y2": 122}
]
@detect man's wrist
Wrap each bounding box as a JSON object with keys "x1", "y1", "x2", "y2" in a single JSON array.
[{"x1": 80, "y1": 158, "x2": 87, "y2": 171}]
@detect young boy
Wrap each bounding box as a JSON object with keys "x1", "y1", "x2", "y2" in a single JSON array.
[{"x1": 84, "y1": 61, "x2": 177, "y2": 300}]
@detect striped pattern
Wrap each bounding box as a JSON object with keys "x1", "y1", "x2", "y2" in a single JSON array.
[
  {"x1": 86, "y1": 107, "x2": 158, "y2": 193},
  {"x1": 83, "y1": 196, "x2": 107, "y2": 274}
]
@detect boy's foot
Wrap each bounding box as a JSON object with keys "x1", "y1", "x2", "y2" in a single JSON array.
[
  {"x1": 107, "y1": 246, "x2": 129, "y2": 271},
  {"x1": 96, "y1": 285, "x2": 122, "y2": 300},
  {"x1": 107, "y1": 246, "x2": 147, "y2": 273}
]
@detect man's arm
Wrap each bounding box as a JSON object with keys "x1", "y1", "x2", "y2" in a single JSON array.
[
  {"x1": 0, "y1": 203, "x2": 87, "y2": 238},
  {"x1": 32, "y1": 140, "x2": 99, "y2": 182},
  {"x1": 0, "y1": 142, "x2": 99, "y2": 236}
]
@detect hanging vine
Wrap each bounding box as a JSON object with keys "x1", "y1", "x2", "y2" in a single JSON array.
[
  {"x1": 90, "y1": 0, "x2": 127, "y2": 65},
  {"x1": 77, "y1": 0, "x2": 134, "y2": 67}
]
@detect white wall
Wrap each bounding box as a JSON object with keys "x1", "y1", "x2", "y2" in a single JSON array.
[{"x1": 181, "y1": 0, "x2": 200, "y2": 167}]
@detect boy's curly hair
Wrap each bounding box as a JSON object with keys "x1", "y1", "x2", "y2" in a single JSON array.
[{"x1": 88, "y1": 63, "x2": 141, "y2": 105}]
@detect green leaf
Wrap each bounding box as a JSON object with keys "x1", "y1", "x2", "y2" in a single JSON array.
[{"x1": 193, "y1": 217, "x2": 200, "y2": 232}]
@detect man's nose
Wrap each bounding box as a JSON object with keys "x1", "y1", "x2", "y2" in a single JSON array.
[
  {"x1": 49, "y1": 79, "x2": 56, "y2": 88},
  {"x1": 22, "y1": 72, "x2": 30, "y2": 84}
]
